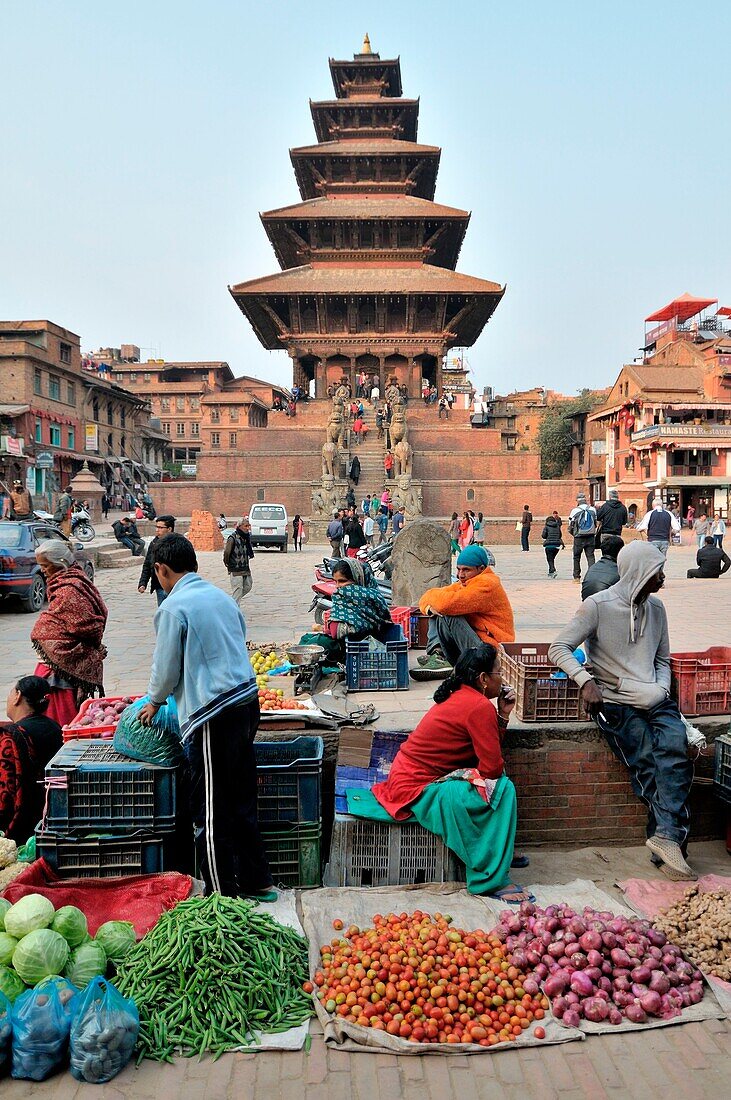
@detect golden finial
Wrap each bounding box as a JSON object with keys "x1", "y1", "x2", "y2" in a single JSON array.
[{"x1": 361, "y1": 33, "x2": 372, "y2": 54}]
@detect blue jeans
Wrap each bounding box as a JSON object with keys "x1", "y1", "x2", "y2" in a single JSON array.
[
  {"x1": 595, "y1": 697, "x2": 692, "y2": 847},
  {"x1": 713, "y1": 534, "x2": 724, "y2": 549},
  {"x1": 426, "y1": 614, "x2": 482, "y2": 665},
  {"x1": 649, "y1": 539, "x2": 669, "y2": 558}
]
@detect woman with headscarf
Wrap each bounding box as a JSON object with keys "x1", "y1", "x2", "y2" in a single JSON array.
[
  {"x1": 0, "y1": 675, "x2": 62, "y2": 841},
  {"x1": 30, "y1": 540, "x2": 108, "y2": 726},
  {"x1": 324, "y1": 558, "x2": 393, "y2": 658}
]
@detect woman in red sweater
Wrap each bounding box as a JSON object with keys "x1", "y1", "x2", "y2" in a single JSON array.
[{"x1": 372, "y1": 645, "x2": 530, "y2": 902}]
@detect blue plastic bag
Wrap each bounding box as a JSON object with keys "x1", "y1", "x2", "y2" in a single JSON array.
[
  {"x1": 113, "y1": 694, "x2": 183, "y2": 767},
  {"x1": 0, "y1": 991, "x2": 11, "y2": 1075},
  {"x1": 11, "y1": 981, "x2": 76, "y2": 1081},
  {"x1": 69, "y1": 977, "x2": 139, "y2": 1084}
]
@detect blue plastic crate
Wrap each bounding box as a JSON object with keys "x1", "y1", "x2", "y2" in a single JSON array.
[
  {"x1": 44, "y1": 739, "x2": 177, "y2": 833},
  {"x1": 254, "y1": 736, "x2": 323, "y2": 823},
  {"x1": 335, "y1": 764, "x2": 391, "y2": 814},
  {"x1": 35, "y1": 827, "x2": 166, "y2": 879},
  {"x1": 345, "y1": 624, "x2": 409, "y2": 691}
]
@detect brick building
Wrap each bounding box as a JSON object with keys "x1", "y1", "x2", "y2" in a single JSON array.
[{"x1": 590, "y1": 294, "x2": 731, "y2": 520}]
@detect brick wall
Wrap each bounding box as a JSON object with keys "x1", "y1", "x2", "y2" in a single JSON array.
[{"x1": 505, "y1": 727, "x2": 724, "y2": 848}]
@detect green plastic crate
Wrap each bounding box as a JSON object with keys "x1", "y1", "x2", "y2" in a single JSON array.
[{"x1": 261, "y1": 822, "x2": 321, "y2": 889}]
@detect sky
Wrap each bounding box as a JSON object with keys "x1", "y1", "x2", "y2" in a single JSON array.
[{"x1": 3, "y1": 0, "x2": 731, "y2": 396}]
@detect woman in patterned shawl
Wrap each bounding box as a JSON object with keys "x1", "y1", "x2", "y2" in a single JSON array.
[
  {"x1": 325, "y1": 558, "x2": 392, "y2": 653},
  {"x1": 30, "y1": 540, "x2": 108, "y2": 725}
]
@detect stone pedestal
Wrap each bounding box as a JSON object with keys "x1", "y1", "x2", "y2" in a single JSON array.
[
  {"x1": 390, "y1": 519, "x2": 451, "y2": 607},
  {"x1": 67, "y1": 462, "x2": 105, "y2": 522}
]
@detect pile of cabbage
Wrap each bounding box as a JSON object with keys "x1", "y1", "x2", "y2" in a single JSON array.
[
  {"x1": 492, "y1": 901, "x2": 705, "y2": 1027},
  {"x1": 0, "y1": 894, "x2": 136, "y2": 1004}
]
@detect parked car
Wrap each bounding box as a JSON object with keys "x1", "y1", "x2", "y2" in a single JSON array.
[
  {"x1": 248, "y1": 504, "x2": 288, "y2": 552},
  {"x1": 0, "y1": 520, "x2": 95, "y2": 612}
]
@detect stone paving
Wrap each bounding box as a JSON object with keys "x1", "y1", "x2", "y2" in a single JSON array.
[{"x1": 1, "y1": 530, "x2": 730, "y2": 1097}]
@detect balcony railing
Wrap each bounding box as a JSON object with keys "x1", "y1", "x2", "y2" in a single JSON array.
[
  {"x1": 667, "y1": 464, "x2": 713, "y2": 477},
  {"x1": 632, "y1": 424, "x2": 731, "y2": 442}
]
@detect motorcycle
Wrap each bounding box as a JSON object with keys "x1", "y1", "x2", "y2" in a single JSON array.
[{"x1": 71, "y1": 506, "x2": 95, "y2": 543}]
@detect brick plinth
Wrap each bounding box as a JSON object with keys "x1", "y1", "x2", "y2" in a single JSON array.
[{"x1": 187, "y1": 509, "x2": 224, "y2": 552}]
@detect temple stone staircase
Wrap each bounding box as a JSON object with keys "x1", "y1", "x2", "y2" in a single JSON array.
[{"x1": 345, "y1": 402, "x2": 387, "y2": 505}]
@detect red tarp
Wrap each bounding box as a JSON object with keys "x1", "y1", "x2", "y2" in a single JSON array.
[
  {"x1": 645, "y1": 293, "x2": 718, "y2": 324},
  {"x1": 1, "y1": 859, "x2": 194, "y2": 936}
]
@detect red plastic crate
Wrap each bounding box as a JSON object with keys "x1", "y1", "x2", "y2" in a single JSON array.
[
  {"x1": 671, "y1": 647, "x2": 731, "y2": 716},
  {"x1": 390, "y1": 606, "x2": 417, "y2": 649},
  {"x1": 62, "y1": 695, "x2": 144, "y2": 742}
]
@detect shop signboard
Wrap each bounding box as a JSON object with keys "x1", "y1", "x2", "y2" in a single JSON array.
[
  {"x1": 181, "y1": 464, "x2": 197, "y2": 477},
  {"x1": 85, "y1": 424, "x2": 99, "y2": 451},
  {"x1": 36, "y1": 452, "x2": 54, "y2": 469}
]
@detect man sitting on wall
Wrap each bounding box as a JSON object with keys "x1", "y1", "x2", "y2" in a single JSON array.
[
  {"x1": 687, "y1": 536, "x2": 731, "y2": 579},
  {"x1": 112, "y1": 515, "x2": 144, "y2": 557},
  {"x1": 416, "y1": 545, "x2": 515, "y2": 672},
  {"x1": 549, "y1": 541, "x2": 695, "y2": 881}
]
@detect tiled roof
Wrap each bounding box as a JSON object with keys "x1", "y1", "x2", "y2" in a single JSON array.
[
  {"x1": 261, "y1": 196, "x2": 468, "y2": 220},
  {"x1": 628, "y1": 364, "x2": 705, "y2": 394},
  {"x1": 290, "y1": 140, "x2": 440, "y2": 157},
  {"x1": 230, "y1": 264, "x2": 503, "y2": 296}
]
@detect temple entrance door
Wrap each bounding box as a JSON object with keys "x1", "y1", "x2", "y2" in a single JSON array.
[
  {"x1": 325, "y1": 355, "x2": 350, "y2": 396},
  {"x1": 384, "y1": 354, "x2": 409, "y2": 396},
  {"x1": 356, "y1": 353, "x2": 380, "y2": 398},
  {"x1": 415, "y1": 354, "x2": 438, "y2": 392},
  {"x1": 297, "y1": 355, "x2": 319, "y2": 398}
]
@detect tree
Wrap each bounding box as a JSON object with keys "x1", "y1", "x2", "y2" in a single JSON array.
[{"x1": 537, "y1": 390, "x2": 602, "y2": 479}]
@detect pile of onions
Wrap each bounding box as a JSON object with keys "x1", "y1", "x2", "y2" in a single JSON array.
[{"x1": 490, "y1": 902, "x2": 704, "y2": 1027}]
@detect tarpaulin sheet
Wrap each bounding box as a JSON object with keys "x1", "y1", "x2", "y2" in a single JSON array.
[
  {"x1": 618, "y1": 874, "x2": 731, "y2": 1016},
  {"x1": 250, "y1": 890, "x2": 311, "y2": 1051},
  {"x1": 301, "y1": 878, "x2": 725, "y2": 1053},
  {"x1": 0, "y1": 858, "x2": 194, "y2": 936}
]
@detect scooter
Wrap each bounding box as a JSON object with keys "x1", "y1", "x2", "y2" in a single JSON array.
[{"x1": 71, "y1": 506, "x2": 95, "y2": 543}]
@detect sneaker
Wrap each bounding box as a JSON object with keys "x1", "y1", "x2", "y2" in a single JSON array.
[
  {"x1": 240, "y1": 887, "x2": 278, "y2": 903},
  {"x1": 573, "y1": 577, "x2": 581, "y2": 583},
  {"x1": 418, "y1": 654, "x2": 453, "y2": 672},
  {"x1": 417, "y1": 649, "x2": 447, "y2": 666}
]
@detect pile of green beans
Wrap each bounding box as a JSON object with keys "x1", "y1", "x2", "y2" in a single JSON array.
[{"x1": 114, "y1": 894, "x2": 312, "y2": 1062}]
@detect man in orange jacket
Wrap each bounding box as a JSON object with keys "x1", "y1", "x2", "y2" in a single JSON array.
[{"x1": 417, "y1": 545, "x2": 515, "y2": 671}]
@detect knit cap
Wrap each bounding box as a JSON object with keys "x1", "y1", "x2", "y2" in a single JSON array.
[{"x1": 456, "y1": 545, "x2": 489, "y2": 568}]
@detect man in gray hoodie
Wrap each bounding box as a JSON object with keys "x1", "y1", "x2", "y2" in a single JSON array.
[{"x1": 548, "y1": 541, "x2": 695, "y2": 880}]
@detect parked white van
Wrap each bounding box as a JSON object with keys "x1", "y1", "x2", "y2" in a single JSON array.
[{"x1": 248, "y1": 503, "x2": 288, "y2": 552}]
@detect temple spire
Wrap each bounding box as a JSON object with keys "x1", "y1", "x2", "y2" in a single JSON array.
[{"x1": 360, "y1": 33, "x2": 372, "y2": 55}]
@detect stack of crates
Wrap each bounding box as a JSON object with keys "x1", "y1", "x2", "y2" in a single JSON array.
[
  {"x1": 324, "y1": 815, "x2": 463, "y2": 887},
  {"x1": 254, "y1": 736, "x2": 324, "y2": 888},
  {"x1": 345, "y1": 623, "x2": 409, "y2": 691},
  {"x1": 35, "y1": 740, "x2": 182, "y2": 878}
]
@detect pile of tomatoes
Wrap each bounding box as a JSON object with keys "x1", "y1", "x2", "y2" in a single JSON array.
[
  {"x1": 308, "y1": 911, "x2": 549, "y2": 1045},
  {"x1": 257, "y1": 690, "x2": 307, "y2": 711}
]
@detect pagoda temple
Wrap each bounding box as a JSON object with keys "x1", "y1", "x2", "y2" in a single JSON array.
[{"x1": 230, "y1": 37, "x2": 505, "y2": 400}]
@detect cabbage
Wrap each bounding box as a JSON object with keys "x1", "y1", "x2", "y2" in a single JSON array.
[
  {"x1": 0, "y1": 897, "x2": 10, "y2": 930},
  {"x1": 0, "y1": 964, "x2": 26, "y2": 1003},
  {"x1": 0, "y1": 932, "x2": 18, "y2": 966},
  {"x1": 12, "y1": 928, "x2": 69, "y2": 985},
  {"x1": 4, "y1": 894, "x2": 55, "y2": 938},
  {"x1": 94, "y1": 921, "x2": 136, "y2": 965},
  {"x1": 64, "y1": 941, "x2": 106, "y2": 988},
  {"x1": 51, "y1": 906, "x2": 88, "y2": 948}
]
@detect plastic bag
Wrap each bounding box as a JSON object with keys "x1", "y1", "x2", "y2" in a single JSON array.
[
  {"x1": 69, "y1": 977, "x2": 139, "y2": 1084},
  {"x1": 11, "y1": 981, "x2": 76, "y2": 1081},
  {"x1": 0, "y1": 991, "x2": 11, "y2": 1074},
  {"x1": 113, "y1": 694, "x2": 183, "y2": 767}
]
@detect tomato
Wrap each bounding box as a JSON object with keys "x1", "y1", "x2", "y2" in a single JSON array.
[
  {"x1": 534, "y1": 1026, "x2": 546, "y2": 1040},
  {"x1": 302, "y1": 981, "x2": 314, "y2": 994},
  {"x1": 332, "y1": 919, "x2": 344, "y2": 931}
]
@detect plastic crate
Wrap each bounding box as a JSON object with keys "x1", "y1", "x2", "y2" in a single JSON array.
[
  {"x1": 501, "y1": 643, "x2": 585, "y2": 722},
  {"x1": 324, "y1": 814, "x2": 462, "y2": 887},
  {"x1": 35, "y1": 828, "x2": 165, "y2": 879},
  {"x1": 714, "y1": 734, "x2": 731, "y2": 805},
  {"x1": 254, "y1": 736, "x2": 323, "y2": 824},
  {"x1": 44, "y1": 739, "x2": 177, "y2": 833},
  {"x1": 261, "y1": 822, "x2": 321, "y2": 888},
  {"x1": 345, "y1": 624, "x2": 409, "y2": 692},
  {"x1": 671, "y1": 647, "x2": 731, "y2": 716},
  {"x1": 335, "y1": 731, "x2": 409, "y2": 813},
  {"x1": 62, "y1": 696, "x2": 144, "y2": 742},
  {"x1": 410, "y1": 612, "x2": 429, "y2": 649},
  {"x1": 390, "y1": 606, "x2": 417, "y2": 648}
]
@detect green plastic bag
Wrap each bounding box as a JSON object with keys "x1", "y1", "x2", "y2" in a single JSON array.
[{"x1": 16, "y1": 837, "x2": 36, "y2": 863}]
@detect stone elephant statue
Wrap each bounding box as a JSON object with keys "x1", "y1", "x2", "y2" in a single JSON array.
[{"x1": 322, "y1": 441, "x2": 339, "y2": 478}]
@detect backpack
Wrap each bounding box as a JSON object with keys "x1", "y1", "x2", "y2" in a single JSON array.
[{"x1": 569, "y1": 505, "x2": 596, "y2": 537}]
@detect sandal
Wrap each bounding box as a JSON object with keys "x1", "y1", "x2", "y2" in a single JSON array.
[
  {"x1": 511, "y1": 854, "x2": 530, "y2": 869},
  {"x1": 488, "y1": 884, "x2": 536, "y2": 905}
]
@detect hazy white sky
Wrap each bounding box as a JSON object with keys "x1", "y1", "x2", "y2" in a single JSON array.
[{"x1": 3, "y1": 1, "x2": 730, "y2": 395}]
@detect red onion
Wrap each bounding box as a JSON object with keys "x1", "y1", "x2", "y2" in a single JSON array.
[
  {"x1": 601, "y1": 961, "x2": 613, "y2": 976},
  {"x1": 535, "y1": 963, "x2": 549, "y2": 980},
  {"x1": 568, "y1": 917, "x2": 587, "y2": 937},
  {"x1": 522, "y1": 978, "x2": 539, "y2": 996},
  {"x1": 659, "y1": 994, "x2": 681, "y2": 1020},
  {"x1": 610, "y1": 948, "x2": 631, "y2": 969},
  {"x1": 580, "y1": 931, "x2": 603, "y2": 953},
  {"x1": 631, "y1": 984, "x2": 649, "y2": 999},
  {"x1": 586, "y1": 950, "x2": 603, "y2": 969},
  {"x1": 565, "y1": 991, "x2": 579, "y2": 1005},
  {"x1": 624, "y1": 1003, "x2": 647, "y2": 1024},
  {"x1": 639, "y1": 990, "x2": 662, "y2": 1016},
  {"x1": 548, "y1": 942, "x2": 566, "y2": 959},
  {"x1": 563, "y1": 941, "x2": 581, "y2": 957},
  {"x1": 595, "y1": 987, "x2": 610, "y2": 1000},
  {"x1": 598, "y1": 977, "x2": 613, "y2": 994},
  {"x1": 584, "y1": 967, "x2": 602, "y2": 983},
  {"x1": 647, "y1": 928, "x2": 666, "y2": 948},
  {"x1": 544, "y1": 973, "x2": 569, "y2": 999},
  {"x1": 552, "y1": 996, "x2": 567, "y2": 1018},
  {"x1": 570, "y1": 971, "x2": 594, "y2": 997},
  {"x1": 570, "y1": 953, "x2": 588, "y2": 970},
  {"x1": 601, "y1": 931, "x2": 617, "y2": 950},
  {"x1": 613, "y1": 976, "x2": 631, "y2": 992},
  {"x1": 563, "y1": 1009, "x2": 581, "y2": 1028},
  {"x1": 687, "y1": 982, "x2": 704, "y2": 1006},
  {"x1": 649, "y1": 972, "x2": 670, "y2": 995},
  {"x1": 582, "y1": 996, "x2": 610, "y2": 1022},
  {"x1": 631, "y1": 965, "x2": 652, "y2": 985},
  {"x1": 608, "y1": 1007, "x2": 623, "y2": 1026},
  {"x1": 525, "y1": 950, "x2": 542, "y2": 967},
  {"x1": 519, "y1": 900, "x2": 536, "y2": 917},
  {"x1": 510, "y1": 949, "x2": 527, "y2": 970},
  {"x1": 613, "y1": 990, "x2": 634, "y2": 1007}
]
